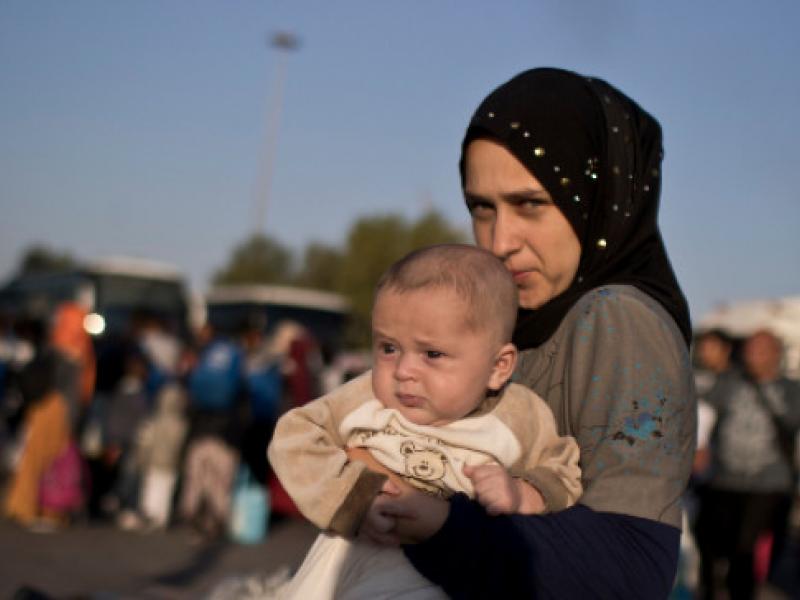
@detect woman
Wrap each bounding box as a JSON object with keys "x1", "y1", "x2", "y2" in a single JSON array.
[
  {"x1": 4, "y1": 351, "x2": 73, "y2": 528},
  {"x1": 50, "y1": 300, "x2": 96, "y2": 431},
  {"x1": 363, "y1": 68, "x2": 695, "y2": 598}
]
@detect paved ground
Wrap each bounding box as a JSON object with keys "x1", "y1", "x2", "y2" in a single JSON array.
[
  {"x1": 0, "y1": 516, "x2": 318, "y2": 599},
  {"x1": 1, "y1": 514, "x2": 796, "y2": 599}
]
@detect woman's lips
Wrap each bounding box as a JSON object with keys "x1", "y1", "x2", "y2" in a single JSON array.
[{"x1": 511, "y1": 270, "x2": 531, "y2": 283}]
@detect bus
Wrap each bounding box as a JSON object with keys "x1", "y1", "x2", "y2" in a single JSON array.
[
  {"x1": 206, "y1": 284, "x2": 350, "y2": 356},
  {"x1": 0, "y1": 256, "x2": 194, "y2": 340}
]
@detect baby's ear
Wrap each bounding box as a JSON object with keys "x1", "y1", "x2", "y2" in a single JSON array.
[{"x1": 487, "y1": 342, "x2": 517, "y2": 391}]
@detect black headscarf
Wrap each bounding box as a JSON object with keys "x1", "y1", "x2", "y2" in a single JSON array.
[{"x1": 460, "y1": 68, "x2": 691, "y2": 349}]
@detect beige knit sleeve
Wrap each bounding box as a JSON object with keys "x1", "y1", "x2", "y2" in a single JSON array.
[
  {"x1": 494, "y1": 383, "x2": 582, "y2": 512},
  {"x1": 267, "y1": 372, "x2": 387, "y2": 536}
]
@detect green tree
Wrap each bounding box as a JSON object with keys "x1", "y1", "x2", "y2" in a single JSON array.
[
  {"x1": 338, "y1": 210, "x2": 467, "y2": 347},
  {"x1": 293, "y1": 243, "x2": 343, "y2": 291},
  {"x1": 408, "y1": 209, "x2": 465, "y2": 249},
  {"x1": 213, "y1": 233, "x2": 293, "y2": 285},
  {"x1": 17, "y1": 245, "x2": 76, "y2": 274}
]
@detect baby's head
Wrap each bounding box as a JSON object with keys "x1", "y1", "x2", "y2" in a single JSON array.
[{"x1": 371, "y1": 244, "x2": 518, "y2": 426}]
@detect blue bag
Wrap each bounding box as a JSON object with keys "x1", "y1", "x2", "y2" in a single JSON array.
[{"x1": 229, "y1": 466, "x2": 270, "y2": 544}]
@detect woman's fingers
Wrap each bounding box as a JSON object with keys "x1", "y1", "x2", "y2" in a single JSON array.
[
  {"x1": 378, "y1": 489, "x2": 450, "y2": 544},
  {"x1": 372, "y1": 490, "x2": 418, "y2": 519},
  {"x1": 381, "y1": 479, "x2": 401, "y2": 495}
]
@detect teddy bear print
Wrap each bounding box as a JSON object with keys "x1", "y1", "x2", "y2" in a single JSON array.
[{"x1": 400, "y1": 440, "x2": 450, "y2": 495}]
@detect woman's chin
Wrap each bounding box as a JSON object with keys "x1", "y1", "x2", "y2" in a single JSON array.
[{"x1": 518, "y1": 289, "x2": 548, "y2": 310}]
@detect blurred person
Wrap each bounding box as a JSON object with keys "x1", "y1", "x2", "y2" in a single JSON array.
[
  {"x1": 136, "y1": 312, "x2": 183, "y2": 397},
  {"x1": 3, "y1": 351, "x2": 74, "y2": 529},
  {"x1": 696, "y1": 330, "x2": 800, "y2": 599},
  {"x1": 271, "y1": 320, "x2": 323, "y2": 410},
  {"x1": 675, "y1": 330, "x2": 737, "y2": 598},
  {"x1": 0, "y1": 314, "x2": 35, "y2": 398},
  {"x1": 240, "y1": 316, "x2": 283, "y2": 486},
  {"x1": 50, "y1": 301, "x2": 96, "y2": 432},
  {"x1": 0, "y1": 315, "x2": 37, "y2": 442},
  {"x1": 102, "y1": 349, "x2": 151, "y2": 527},
  {"x1": 179, "y1": 322, "x2": 244, "y2": 541},
  {"x1": 692, "y1": 329, "x2": 736, "y2": 482},
  {"x1": 135, "y1": 382, "x2": 188, "y2": 530}
]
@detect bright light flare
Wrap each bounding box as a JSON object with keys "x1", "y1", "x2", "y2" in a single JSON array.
[{"x1": 83, "y1": 313, "x2": 106, "y2": 336}]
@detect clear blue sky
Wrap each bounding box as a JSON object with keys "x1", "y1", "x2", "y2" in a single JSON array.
[{"x1": 2, "y1": 1, "x2": 798, "y2": 320}]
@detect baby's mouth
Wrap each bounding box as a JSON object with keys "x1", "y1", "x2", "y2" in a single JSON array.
[{"x1": 396, "y1": 393, "x2": 424, "y2": 408}]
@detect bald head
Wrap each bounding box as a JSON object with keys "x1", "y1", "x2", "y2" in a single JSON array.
[{"x1": 375, "y1": 244, "x2": 518, "y2": 345}]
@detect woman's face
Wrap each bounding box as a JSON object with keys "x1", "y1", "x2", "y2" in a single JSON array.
[{"x1": 464, "y1": 138, "x2": 581, "y2": 310}]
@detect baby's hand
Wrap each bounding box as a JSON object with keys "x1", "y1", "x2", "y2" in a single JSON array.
[
  {"x1": 358, "y1": 480, "x2": 401, "y2": 546},
  {"x1": 463, "y1": 464, "x2": 546, "y2": 515}
]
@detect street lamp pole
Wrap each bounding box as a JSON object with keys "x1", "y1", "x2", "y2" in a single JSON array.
[{"x1": 255, "y1": 31, "x2": 300, "y2": 235}]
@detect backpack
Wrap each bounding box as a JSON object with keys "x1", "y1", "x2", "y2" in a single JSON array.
[{"x1": 189, "y1": 340, "x2": 243, "y2": 411}]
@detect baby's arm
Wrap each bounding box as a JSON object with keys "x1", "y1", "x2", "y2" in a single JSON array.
[
  {"x1": 464, "y1": 463, "x2": 545, "y2": 515},
  {"x1": 267, "y1": 372, "x2": 387, "y2": 536},
  {"x1": 492, "y1": 383, "x2": 583, "y2": 513}
]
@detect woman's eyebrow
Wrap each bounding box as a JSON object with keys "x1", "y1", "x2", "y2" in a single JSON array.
[
  {"x1": 465, "y1": 187, "x2": 549, "y2": 202},
  {"x1": 503, "y1": 189, "x2": 551, "y2": 202}
]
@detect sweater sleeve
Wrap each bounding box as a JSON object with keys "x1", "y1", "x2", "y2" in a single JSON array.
[
  {"x1": 267, "y1": 371, "x2": 387, "y2": 536},
  {"x1": 404, "y1": 499, "x2": 680, "y2": 600},
  {"x1": 563, "y1": 288, "x2": 695, "y2": 526}
]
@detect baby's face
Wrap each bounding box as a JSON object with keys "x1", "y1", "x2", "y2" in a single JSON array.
[{"x1": 371, "y1": 287, "x2": 506, "y2": 426}]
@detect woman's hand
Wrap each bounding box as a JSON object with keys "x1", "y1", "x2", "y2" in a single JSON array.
[
  {"x1": 346, "y1": 446, "x2": 450, "y2": 545},
  {"x1": 369, "y1": 482, "x2": 450, "y2": 545}
]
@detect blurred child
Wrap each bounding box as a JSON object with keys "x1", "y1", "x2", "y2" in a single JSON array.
[
  {"x1": 103, "y1": 350, "x2": 150, "y2": 527},
  {"x1": 136, "y1": 382, "x2": 189, "y2": 529}
]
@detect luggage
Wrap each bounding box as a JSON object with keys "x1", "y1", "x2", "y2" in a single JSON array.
[
  {"x1": 229, "y1": 465, "x2": 269, "y2": 544},
  {"x1": 39, "y1": 440, "x2": 86, "y2": 513}
]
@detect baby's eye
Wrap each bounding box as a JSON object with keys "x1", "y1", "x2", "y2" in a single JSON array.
[
  {"x1": 425, "y1": 350, "x2": 444, "y2": 359},
  {"x1": 379, "y1": 342, "x2": 396, "y2": 355}
]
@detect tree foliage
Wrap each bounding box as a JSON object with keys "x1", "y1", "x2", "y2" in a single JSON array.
[
  {"x1": 293, "y1": 243, "x2": 343, "y2": 291},
  {"x1": 338, "y1": 210, "x2": 466, "y2": 347},
  {"x1": 17, "y1": 245, "x2": 76, "y2": 275},
  {"x1": 212, "y1": 209, "x2": 465, "y2": 348},
  {"x1": 213, "y1": 233, "x2": 293, "y2": 285}
]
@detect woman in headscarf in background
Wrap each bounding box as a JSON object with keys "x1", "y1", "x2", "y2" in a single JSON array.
[
  {"x1": 361, "y1": 68, "x2": 696, "y2": 598},
  {"x1": 4, "y1": 351, "x2": 73, "y2": 528}
]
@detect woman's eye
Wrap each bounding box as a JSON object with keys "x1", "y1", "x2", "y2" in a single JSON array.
[
  {"x1": 517, "y1": 198, "x2": 548, "y2": 213},
  {"x1": 467, "y1": 201, "x2": 494, "y2": 220}
]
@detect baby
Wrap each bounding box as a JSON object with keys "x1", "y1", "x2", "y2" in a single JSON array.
[{"x1": 268, "y1": 244, "x2": 581, "y2": 599}]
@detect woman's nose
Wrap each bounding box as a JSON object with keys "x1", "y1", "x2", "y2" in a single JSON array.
[{"x1": 490, "y1": 210, "x2": 520, "y2": 259}]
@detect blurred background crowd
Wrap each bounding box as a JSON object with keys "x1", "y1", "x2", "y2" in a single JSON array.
[
  {"x1": 0, "y1": 260, "x2": 372, "y2": 544},
  {"x1": 0, "y1": 252, "x2": 798, "y2": 598}
]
